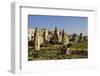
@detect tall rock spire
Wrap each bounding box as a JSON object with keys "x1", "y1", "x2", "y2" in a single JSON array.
[
  {"x1": 52, "y1": 27, "x2": 59, "y2": 44},
  {"x1": 62, "y1": 29, "x2": 69, "y2": 45},
  {"x1": 43, "y1": 28, "x2": 48, "y2": 43},
  {"x1": 34, "y1": 27, "x2": 40, "y2": 50}
]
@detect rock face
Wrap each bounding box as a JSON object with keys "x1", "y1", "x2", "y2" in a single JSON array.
[
  {"x1": 28, "y1": 29, "x2": 35, "y2": 41},
  {"x1": 62, "y1": 29, "x2": 69, "y2": 45},
  {"x1": 29, "y1": 27, "x2": 70, "y2": 45},
  {"x1": 29, "y1": 27, "x2": 70, "y2": 50},
  {"x1": 43, "y1": 28, "x2": 48, "y2": 43},
  {"x1": 51, "y1": 27, "x2": 59, "y2": 44},
  {"x1": 34, "y1": 27, "x2": 40, "y2": 50}
]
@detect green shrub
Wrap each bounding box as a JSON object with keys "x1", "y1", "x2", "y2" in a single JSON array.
[{"x1": 67, "y1": 43, "x2": 72, "y2": 48}]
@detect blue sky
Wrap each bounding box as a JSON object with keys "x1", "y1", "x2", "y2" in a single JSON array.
[{"x1": 28, "y1": 15, "x2": 88, "y2": 34}]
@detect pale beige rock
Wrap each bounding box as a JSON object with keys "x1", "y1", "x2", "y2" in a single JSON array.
[{"x1": 34, "y1": 27, "x2": 40, "y2": 50}]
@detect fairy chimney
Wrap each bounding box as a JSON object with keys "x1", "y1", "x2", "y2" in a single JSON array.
[
  {"x1": 62, "y1": 29, "x2": 69, "y2": 45},
  {"x1": 34, "y1": 27, "x2": 40, "y2": 50}
]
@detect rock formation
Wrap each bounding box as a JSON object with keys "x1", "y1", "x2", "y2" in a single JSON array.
[
  {"x1": 62, "y1": 29, "x2": 69, "y2": 45},
  {"x1": 43, "y1": 28, "x2": 48, "y2": 43},
  {"x1": 34, "y1": 27, "x2": 40, "y2": 50},
  {"x1": 51, "y1": 27, "x2": 59, "y2": 44}
]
